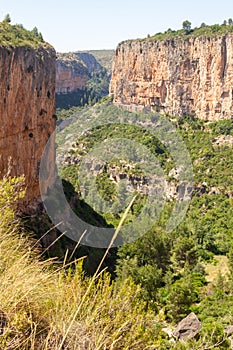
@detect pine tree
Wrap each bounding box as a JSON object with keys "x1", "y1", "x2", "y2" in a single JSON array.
[
  {"x1": 182, "y1": 20, "x2": 192, "y2": 33},
  {"x1": 3, "y1": 14, "x2": 11, "y2": 24},
  {"x1": 31, "y1": 27, "x2": 39, "y2": 37}
]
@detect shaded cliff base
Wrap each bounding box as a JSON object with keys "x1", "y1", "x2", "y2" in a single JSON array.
[{"x1": 24, "y1": 178, "x2": 117, "y2": 276}]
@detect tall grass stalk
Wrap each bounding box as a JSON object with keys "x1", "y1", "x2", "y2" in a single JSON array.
[{"x1": 58, "y1": 195, "x2": 137, "y2": 349}]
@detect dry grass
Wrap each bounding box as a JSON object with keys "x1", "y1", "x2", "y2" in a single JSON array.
[
  {"x1": 204, "y1": 255, "x2": 230, "y2": 283},
  {"x1": 0, "y1": 178, "x2": 159, "y2": 349}
]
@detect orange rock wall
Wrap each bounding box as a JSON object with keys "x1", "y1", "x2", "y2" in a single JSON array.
[
  {"x1": 56, "y1": 60, "x2": 88, "y2": 94},
  {"x1": 110, "y1": 35, "x2": 233, "y2": 120},
  {"x1": 0, "y1": 45, "x2": 56, "y2": 211}
]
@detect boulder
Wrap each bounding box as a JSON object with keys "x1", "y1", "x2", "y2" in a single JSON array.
[
  {"x1": 173, "y1": 312, "x2": 202, "y2": 341},
  {"x1": 224, "y1": 326, "x2": 233, "y2": 349}
]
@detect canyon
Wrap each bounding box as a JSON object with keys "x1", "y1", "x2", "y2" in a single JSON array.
[
  {"x1": 0, "y1": 44, "x2": 56, "y2": 212},
  {"x1": 56, "y1": 51, "x2": 112, "y2": 95},
  {"x1": 1, "y1": 27, "x2": 233, "y2": 214},
  {"x1": 110, "y1": 34, "x2": 233, "y2": 121}
]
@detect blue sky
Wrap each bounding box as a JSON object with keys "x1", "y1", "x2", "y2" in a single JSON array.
[{"x1": 0, "y1": 0, "x2": 233, "y2": 52}]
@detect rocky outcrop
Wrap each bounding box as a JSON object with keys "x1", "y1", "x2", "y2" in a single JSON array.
[
  {"x1": 110, "y1": 35, "x2": 233, "y2": 120},
  {"x1": 63, "y1": 154, "x2": 180, "y2": 201},
  {"x1": 213, "y1": 134, "x2": 233, "y2": 146},
  {"x1": 56, "y1": 51, "x2": 112, "y2": 109},
  {"x1": 0, "y1": 45, "x2": 56, "y2": 212},
  {"x1": 56, "y1": 52, "x2": 88, "y2": 94}
]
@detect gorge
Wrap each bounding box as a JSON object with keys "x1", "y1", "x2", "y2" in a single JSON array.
[{"x1": 1, "y1": 17, "x2": 233, "y2": 349}]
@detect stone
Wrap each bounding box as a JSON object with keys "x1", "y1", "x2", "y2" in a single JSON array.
[
  {"x1": 173, "y1": 312, "x2": 202, "y2": 341},
  {"x1": 110, "y1": 34, "x2": 233, "y2": 121},
  {"x1": 225, "y1": 326, "x2": 233, "y2": 336},
  {"x1": 56, "y1": 52, "x2": 106, "y2": 95}
]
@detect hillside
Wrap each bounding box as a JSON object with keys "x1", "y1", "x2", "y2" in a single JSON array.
[
  {"x1": 0, "y1": 177, "x2": 162, "y2": 349},
  {"x1": 57, "y1": 102, "x2": 233, "y2": 253},
  {"x1": 0, "y1": 18, "x2": 46, "y2": 48},
  {"x1": 0, "y1": 19, "x2": 161, "y2": 349},
  {"x1": 56, "y1": 101, "x2": 233, "y2": 348}
]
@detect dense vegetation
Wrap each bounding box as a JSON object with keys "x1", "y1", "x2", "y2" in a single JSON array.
[
  {"x1": 0, "y1": 103, "x2": 231, "y2": 348},
  {"x1": 1, "y1": 162, "x2": 232, "y2": 349},
  {"x1": 0, "y1": 15, "x2": 45, "y2": 48},
  {"x1": 55, "y1": 102, "x2": 233, "y2": 348}
]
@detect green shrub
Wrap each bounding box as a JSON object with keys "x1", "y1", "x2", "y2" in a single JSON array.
[{"x1": 0, "y1": 19, "x2": 46, "y2": 48}]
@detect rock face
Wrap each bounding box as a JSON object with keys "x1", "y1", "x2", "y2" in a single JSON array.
[
  {"x1": 173, "y1": 312, "x2": 202, "y2": 341},
  {"x1": 56, "y1": 51, "x2": 112, "y2": 95},
  {"x1": 110, "y1": 35, "x2": 233, "y2": 120},
  {"x1": 76, "y1": 52, "x2": 103, "y2": 74},
  {"x1": 0, "y1": 45, "x2": 56, "y2": 212},
  {"x1": 84, "y1": 50, "x2": 114, "y2": 74},
  {"x1": 56, "y1": 52, "x2": 88, "y2": 94}
]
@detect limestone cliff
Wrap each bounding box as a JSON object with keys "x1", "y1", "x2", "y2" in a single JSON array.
[
  {"x1": 0, "y1": 45, "x2": 56, "y2": 212},
  {"x1": 83, "y1": 50, "x2": 114, "y2": 74},
  {"x1": 56, "y1": 52, "x2": 88, "y2": 94},
  {"x1": 76, "y1": 52, "x2": 103, "y2": 74},
  {"x1": 110, "y1": 35, "x2": 233, "y2": 120}
]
